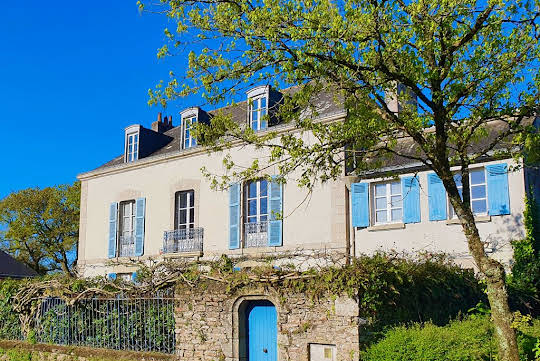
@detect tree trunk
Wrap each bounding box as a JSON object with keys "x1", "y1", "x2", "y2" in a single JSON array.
[{"x1": 453, "y1": 197, "x2": 519, "y2": 361}]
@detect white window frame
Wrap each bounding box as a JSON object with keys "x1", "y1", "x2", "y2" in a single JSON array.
[
  {"x1": 372, "y1": 180, "x2": 403, "y2": 225},
  {"x1": 245, "y1": 180, "x2": 269, "y2": 223},
  {"x1": 449, "y1": 167, "x2": 488, "y2": 218},
  {"x1": 249, "y1": 95, "x2": 268, "y2": 131},
  {"x1": 118, "y1": 200, "x2": 135, "y2": 257},
  {"x1": 182, "y1": 116, "x2": 197, "y2": 149},
  {"x1": 126, "y1": 132, "x2": 139, "y2": 162},
  {"x1": 175, "y1": 190, "x2": 195, "y2": 230}
]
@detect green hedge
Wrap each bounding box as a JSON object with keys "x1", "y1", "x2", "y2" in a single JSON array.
[{"x1": 361, "y1": 316, "x2": 540, "y2": 361}]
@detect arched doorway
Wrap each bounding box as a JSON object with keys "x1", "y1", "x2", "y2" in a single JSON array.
[{"x1": 240, "y1": 300, "x2": 277, "y2": 361}]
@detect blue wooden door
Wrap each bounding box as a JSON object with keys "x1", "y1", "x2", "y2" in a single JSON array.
[{"x1": 246, "y1": 301, "x2": 277, "y2": 361}]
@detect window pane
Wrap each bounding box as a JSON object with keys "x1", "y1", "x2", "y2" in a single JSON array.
[
  {"x1": 260, "y1": 215, "x2": 268, "y2": 222},
  {"x1": 375, "y1": 197, "x2": 386, "y2": 210},
  {"x1": 189, "y1": 191, "x2": 195, "y2": 207},
  {"x1": 261, "y1": 97, "x2": 267, "y2": 108},
  {"x1": 470, "y1": 169, "x2": 485, "y2": 184},
  {"x1": 471, "y1": 185, "x2": 486, "y2": 199},
  {"x1": 248, "y1": 199, "x2": 257, "y2": 216},
  {"x1": 391, "y1": 208, "x2": 403, "y2": 221},
  {"x1": 260, "y1": 180, "x2": 268, "y2": 196},
  {"x1": 251, "y1": 120, "x2": 258, "y2": 131},
  {"x1": 375, "y1": 184, "x2": 386, "y2": 196},
  {"x1": 390, "y1": 181, "x2": 400, "y2": 195},
  {"x1": 248, "y1": 216, "x2": 257, "y2": 223},
  {"x1": 376, "y1": 210, "x2": 387, "y2": 223},
  {"x1": 128, "y1": 136, "x2": 133, "y2": 146},
  {"x1": 252, "y1": 110, "x2": 258, "y2": 121},
  {"x1": 260, "y1": 197, "x2": 268, "y2": 215},
  {"x1": 179, "y1": 192, "x2": 187, "y2": 208},
  {"x1": 391, "y1": 196, "x2": 403, "y2": 209},
  {"x1": 134, "y1": 134, "x2": 138, "y2": 143},
  {"x1": 454, "y1": 174, "x2": 462, "y2": 187},
  {"x1": 261, "y1": 119, "x2": 267, "y2": 130},
  {"x1": 179, "y1": 209, "x2": 187, "y2": 224},
  {"x1": 189, "y1": 208, "x2": 194, "y2": 223},
  {"x1": 472, "y1": 199, "x2": 487, "y2": 214},
  {"x1": 247, "y1": 182, "x2": 256, "y2": 198}
]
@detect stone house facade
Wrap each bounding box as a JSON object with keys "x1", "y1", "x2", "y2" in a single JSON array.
[{"x1": 77, "y1": 85, "x2": 539, "y2": 278}]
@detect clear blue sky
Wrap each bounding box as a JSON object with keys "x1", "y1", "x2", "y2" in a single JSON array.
[{"x1": 0, "y1": 1, "x2": 194, "y2": 199}]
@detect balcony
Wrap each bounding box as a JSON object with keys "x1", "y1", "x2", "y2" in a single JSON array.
[
  {"x1": 118, "y1": 235, "x2": 135, "y2": 257},
  {"x1": 162, "y1": 228, "x2": 204, "y2": 254},
  {"x1": 244, "y1": 221, "x2": 268, "y2": 248}
]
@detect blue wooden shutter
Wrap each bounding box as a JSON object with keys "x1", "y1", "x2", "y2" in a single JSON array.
[
  {"x1": 486, "y1": 163, "x2": 510, "y2": 215},
  {"x1": 229, "y1": 183, "x2": 241, "y2": 249},
  {"x1": 108, "y1": 202, "x2": 118, "y2": 258},
  {"x1": 402, "y1": 176, "x2": 421, "y2": 223},
  {"x1": 108, "y1": 273, "x2": 117, "y2": 280},
  {"x1": 268, "y1": 177, "x2": 283, "y2": 246},
  {"x1": 428, "y1": 173, "x2": 447, "y2": 221},
  {"x1": 134, "y1": 198, "x2": 146, "y2": 256},
  {"x1": 351, "y1": 183, "x2": 369, "y2": 227}
]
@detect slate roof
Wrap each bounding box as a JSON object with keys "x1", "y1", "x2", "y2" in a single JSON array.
[
  {"x1": 357, "y1": 118, "x2": 535, "y2": 177},
  {"x1": 89, "y1": 86, "x2": 346, "y2": 173},
  {"x1": 0, "y1": 251, "x2": 38, "y2": 278}
]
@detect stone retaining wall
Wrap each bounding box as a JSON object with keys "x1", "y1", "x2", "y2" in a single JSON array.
[{"x1": 174, "y1": 283, "x2": 361, "y2": 361}]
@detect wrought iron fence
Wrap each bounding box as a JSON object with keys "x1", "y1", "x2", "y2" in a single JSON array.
[
  {"x1": 162, "y1": 227, "x2": 204, "y2": 253},
  {"x1": 244, "y1": 221, "x2": 268, "y2": 248},
  {"x1": 118, "y1": 235, "x2": 136, "y2": 257},
  {"x1": 32, "y1": 295, "x2": 176, "y2": 354}
]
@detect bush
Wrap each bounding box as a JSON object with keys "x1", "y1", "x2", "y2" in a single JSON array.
[
  {"x1": 0, "y1": 279, "x2": 23, "y2": 340},
  {"x1": 361, "y1": 316, "x2": 540, "y2": 361}
]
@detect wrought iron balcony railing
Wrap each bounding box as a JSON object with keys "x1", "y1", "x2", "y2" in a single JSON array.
[
  {"x1": 162, "y1": 227, "x2": 204, "y2": 254},
  {"x1": 118, "y1": 235, "x2": 136, "y2": 257},
  {"x1": 244, "y1": 221, "x2": 268, "y2": 248}
]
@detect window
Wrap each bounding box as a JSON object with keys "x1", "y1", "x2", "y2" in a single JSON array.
[
  {"x1": 373, "y1": 181, "x2": 403, "y2": 224},
  {"x1": 244, "y1": 180, "x2": 269, "y2": 247},
  {"x1": 183, "y1": 116, "x2": 197, "y2": 149},
  {"x1": 126, "y1": 133, "x2": 139, "y2": 162},
  {"x1": 449, "y1": 168, "x2": 487, "y2": 217},
  {"x1": 249, "y1": 96, "x2": 268, "y2": 131},
  {"x1": 175, "y1": 190, "x2": 195, "y2": 230},
  {"x1": 118, "y1": 200, "x2": 136, "y2": 257}
]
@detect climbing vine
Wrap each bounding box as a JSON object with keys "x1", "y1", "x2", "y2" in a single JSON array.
[{"x1": 0, "y1": 252, "x2": 486, "y2": 338}]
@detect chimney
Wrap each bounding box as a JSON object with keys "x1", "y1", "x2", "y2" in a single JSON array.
[
  {"x1": 384, "y1": 82, "x2": 417, "y2": 115},
  {"x1": 151, "y1": 112, "x2": 173, "y2": 133}
]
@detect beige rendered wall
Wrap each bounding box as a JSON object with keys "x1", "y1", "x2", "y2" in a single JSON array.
[
  {"x1": 353, "y1": 159, "x2": 526, "y2": 268},
  {"x1": 78, "y1": 141, "x2": 347, "y2": 277}
]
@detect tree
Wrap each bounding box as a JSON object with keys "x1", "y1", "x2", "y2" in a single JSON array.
[
  {"x1": 141, "y1": 0, "x2": 539, "y2": 359},
  {"x1": 0, "y1": 182, "x2": 80, "y2": 276}
]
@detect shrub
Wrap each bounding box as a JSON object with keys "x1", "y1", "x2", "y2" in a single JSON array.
[{"x1": 361, "y1": 316, "x2": 540, "y2": 361}]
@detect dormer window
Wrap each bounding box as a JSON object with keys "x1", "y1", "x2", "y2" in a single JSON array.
[
  {"x1": 183, "y1": 116, "x2": 197, "y2": 149},
  {"x1": 250, "y1": 96, "x2": 268, "y2": 131},
  {"x1": 124, "y1": 125, "x2": 141, "y2": 163},
  {"x1": 126, "y1": 132, "x2": 139, "y2": 162},
  {"x1": 181, "y1": 107, "x2": 203, "y2": 150},
  {"x1": 246, "y1": 85, "x2": 270, "y2": 131}
]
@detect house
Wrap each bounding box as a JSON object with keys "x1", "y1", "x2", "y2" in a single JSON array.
[
  {"x1": 0, "y1": 250, "x2": 38, "y2": 279},
  {"x1": 76, "y1": 85, "x2": 539, "y2": 278}
]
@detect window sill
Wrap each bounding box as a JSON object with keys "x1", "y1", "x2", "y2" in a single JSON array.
[
  {"x1": 161, "y1": 251, "x2": 203, "y2": 258},
  {"x1": 445, "y1": 215, "x2": 491, "y2": 225},
  {"x1": 367, "y1": 223, "x2": 405, "y2": 232}
]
